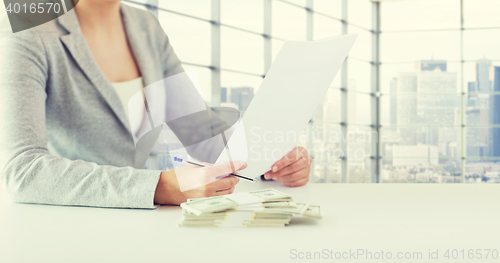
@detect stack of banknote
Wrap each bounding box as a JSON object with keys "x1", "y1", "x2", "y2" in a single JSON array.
[{"x1": 179, "y1": 188, "x2": 322, "y2": 227}]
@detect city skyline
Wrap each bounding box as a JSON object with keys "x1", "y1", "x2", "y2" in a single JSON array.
[
  {"x1": 216, "y1": 57, "x2": 500, "y2": 184},
  {"x1": 384, "y1": 58, "x2": 500, "y2": 183}
]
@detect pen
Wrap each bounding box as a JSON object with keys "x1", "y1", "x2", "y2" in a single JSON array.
[{"x1": 173, "y1": 157, "x2": 257, "y2": 182}]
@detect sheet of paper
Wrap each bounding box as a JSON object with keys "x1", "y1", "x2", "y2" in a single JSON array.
[{"x1": 215, "y1": 34, "x2": 358, "y2": 177}]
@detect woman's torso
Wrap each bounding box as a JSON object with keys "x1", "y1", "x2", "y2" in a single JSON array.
[{"x1": 24, "y1": 4, "x2": 182, "y2": 168}]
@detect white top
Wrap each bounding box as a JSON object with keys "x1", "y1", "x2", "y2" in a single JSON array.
[{"x1": 111, "y1": 77, "x2": 144, "y2": 135}]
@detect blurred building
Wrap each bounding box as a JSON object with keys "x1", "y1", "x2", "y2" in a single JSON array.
[
  {"x1": 396, "y1": 60, "x2": 458, "y2": 152},
  {"x1": 416, "y1": 71, "x2": 457, "y2": 125},
  {"x1": 477, "y1": 59, "x2": 492, "y2": 92},
  {"x1": 220, "y1": 86, "x2": 254, "y2": 112},
  {"x1": 465, "y1": 60, "x2": 492, "y2": 158},
  {"x1": 466, "y1": 108, "x2": 489, "y2": 157},
  {"x1": 467, "y1": 81, "x2": 477, "y2": 107},
  {"x1": 348, "y1": 79, "x2": 357, "y2": 124},
  {"x1": 489, "y1": 66, "x2": 500, "y2": 157},
  {"x1": 397, "y1": 62, "x2": 457, "y2": 126},
  {"x1": 221, "y1": 87, "x2": 227, "y2": 103},
  {"x1": 390, "y1": 78, "x2": 398, "y2": 127},
  {"x1": 466, "y1": 59, "x2": 491, "y2": 116},
  {"x1": 396, "y1": 73, "x2": 417, "y2": 126},
  {"x1": 416, "y1": 60, "x2": 447, "y2": 72},
  {"x1": 392, "y1": 145, "x2": 438, "y2": 166}
]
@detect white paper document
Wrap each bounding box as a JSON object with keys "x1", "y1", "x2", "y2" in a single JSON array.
[{"x1": 215, "y1": 34, "x2": 358, "y2": 177}]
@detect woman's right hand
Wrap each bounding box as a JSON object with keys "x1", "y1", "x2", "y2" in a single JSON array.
[{"x1": 153, "y1": 161, "x2": 247, "y2": 205}]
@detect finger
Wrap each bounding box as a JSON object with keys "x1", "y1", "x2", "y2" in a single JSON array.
[
  {"x1": 273, "y1": 168, "x2": 309, "y2": 183},
  {"x1": 265, "y1": 153, "x2": 309, "y2": 180},
  {"x1": 216, "y1": 184, "x2": 235, "y2": 193},
  {"x1": 271, "y1": 147, "x2": 309, "y2": 173},
  {"x1": 266, "y1": 157, "x2": 307, "y2": 180},
  {"x1": 213, "y1": 186, "x2": 235, "y2": 196},
  {"x1": 206, "y1": 161, "x2": 247, "y2": 178},
  {"x1": 283, "y1": 177, "x2": 309, "y2": 187},
  {"x1": 208, "y1": 175, "x2": 239, "y2": 192}
]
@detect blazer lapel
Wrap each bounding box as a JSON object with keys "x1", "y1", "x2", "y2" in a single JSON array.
[
  {"x1": 120, "y1": 4, "x2": 163, "y2": 91},
  {"x1": 58, "y1": 9, "x2": 132, "y2": 134},
  {"x1": 121, "y1": 4, "x2": 167, "y2": 130}
]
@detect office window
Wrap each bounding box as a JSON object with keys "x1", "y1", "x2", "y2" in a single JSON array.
[
  {"x1": 381, "y1": 31, "x2": 461, "y2": 63},
  {"x1": 311, "y1": 123, "x2": 342, "y2": 183},
  {"x1": 463, "y1": 0, "x2": 500, "y2": 28},
  {"x1": 281, "y1": 0, "x2": 305, "y2": 7},
  {"x1": 221, "y1": 0, "x2": 263, "y2": 33},
  {"x1": 271, "y1": 39, "x2": 285, "y2": 61},
  {"x1": 158, "y1": 0, "x2": 211, "y2": 20},
  {"x1": 272, "y1": 0, "x2": 307, "y2": 41},
  {"x1": 348, "y1": 59, "x2": 371, "y2": 93},
  {"x1": 380, "y1": 0, "x2": 500, "y2": 184},
  {"x1": 157, "y1": 11, "x2": 211, "y2": 66},
  {"x1": 463, "y1": 29, "x2": 500, "y2": 61},
  {"x1": 313, "y1": 0, "x2": 341, "y2": 20},
  {"x1": 313, "y1": 14, "x2": 341, "y2": 41},
  {"x1": 348, "y1": 159, "x2": 371, "y2": 183},
  {"x1": 347, "y1": 0, "x2": 372, "y2": 29},
  {"x1": 220, "y1": 71, "x2": 263, "y2": 112},
  {"x1": 348, "y1": 25, "x2": 371, "y2": 61},
  {"x1": 124, "y1": 0, "x2": 499, "y2": 184},
  {"x1": 313, "y1": 88, "x2": 341, "y2": 124},
  {"x1": 341, "y1": 0, "x2": 374, "y2": 183},
  {"x1": 221, "y1": 27, "x2": 264, "y2": 75},
  {"x1": 380, "y1": 0, "x2": 460, "y2": 31}
]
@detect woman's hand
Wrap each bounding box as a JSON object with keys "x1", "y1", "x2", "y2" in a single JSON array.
[
  {"x1": 264, "y1": 147, "x2": 311, "y2": 187},
  {"x1": 154, "y1": 161, "x2": 247, "y2": 205}
]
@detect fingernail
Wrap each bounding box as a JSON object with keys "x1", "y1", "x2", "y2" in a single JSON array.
[
  {"x1": 272, "y1": 166, "x2": 278, "y2": 172},
  {"x1": 236, "y1": 161, "x2": 247, "y2": 169},
  {"x1": 264, "y1": 174, "x2": 270, "y2": 180}
]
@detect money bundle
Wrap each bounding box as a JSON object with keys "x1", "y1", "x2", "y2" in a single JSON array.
[{"x1": 179, "y1": 188, "x2": 322, "y2": 227}]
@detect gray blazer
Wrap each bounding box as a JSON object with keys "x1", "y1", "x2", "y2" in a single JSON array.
[{"x1": 0, "y1": 4, "x2": 184, "y2": 208}]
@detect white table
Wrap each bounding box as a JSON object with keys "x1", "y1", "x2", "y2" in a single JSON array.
[{"x1": 0, "y1": 182, "x2": 499, "y2": 263}]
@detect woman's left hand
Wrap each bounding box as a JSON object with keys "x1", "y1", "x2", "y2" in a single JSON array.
[{"x1": 263, "y1": 146, "x2": 312, "y2": 187}]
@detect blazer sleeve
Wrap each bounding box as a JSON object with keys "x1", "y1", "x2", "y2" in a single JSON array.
[
  {"x1": 0, "y1": 31, "x2": 161, "y2": 209},
  {"x1": 157, "y1": 20, "x2": 184, "y2": 78}
]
